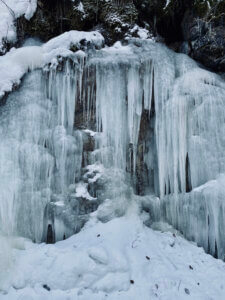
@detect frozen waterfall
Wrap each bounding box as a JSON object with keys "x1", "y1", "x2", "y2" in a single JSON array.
[{"x1": 1, "y1": 38, "x2": 225, "y2": 258}]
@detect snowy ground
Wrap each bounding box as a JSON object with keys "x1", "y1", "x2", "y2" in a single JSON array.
[{"x1": 1, "y1": 201, "x2": 225, "y2": 300}]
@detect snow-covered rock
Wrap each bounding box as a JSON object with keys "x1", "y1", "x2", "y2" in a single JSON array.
[
  {"x1": 0, "y1": 31, "x2": 104, "y2": 99},
  {"x1": 0, "y1": 0, "x2": 37, "y2": 53},
  {"x1": 0, "y1": 45, "x2": 43, "y2": 98}
]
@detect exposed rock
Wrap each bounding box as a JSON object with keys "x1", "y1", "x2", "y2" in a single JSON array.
[
  {"x1": 98, "y1": 0, "x2": 138, "y2": 43},
  {"x1": 133, "y1": 0, "x2": 191, "y2": 42},
  {"x1": 135, "y1": 0, "x2": 225, "y2": 72},
  {"x1": 16, "y1": 0, "x2": 84, "y2": 43},
  {"x1": 2, "y1": 0, "x2": 224, "y2": 72},
  {"x1": 182, "y1": 1, "x2": 225, "y2": 72},
  {"x1": 16, "y1": 0, "x2": 138, "y2": 45},
  {"x1": 138, "y1": 0, "x2": 225, "y2": 72},
  {"x1": 135, "y1": 110, "x2": 153, "y2": 196}
]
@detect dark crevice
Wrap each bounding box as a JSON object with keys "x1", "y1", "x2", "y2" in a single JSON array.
[
  {"x1": 46, "y1": 224, "x2": 54, "y2": 244},
  {"x1": 135, "y1": 70, "x2": 156, "y2": 196},
  {"x1": 185, "y1": 153, "x2": 192, "y2": 193},
  {"x1": 150, "y1": 71, "x2": 155, "y2": 118},
  {"x1": 214, "y1": 240, "x2": 218, "y2": 259}
]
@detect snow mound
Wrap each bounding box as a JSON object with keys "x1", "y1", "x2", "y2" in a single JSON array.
[
  {"x1": 0, "y1": 46, "x2": 43, "y2": 98},
  {"x1": 43, "y1": 31, "x2": 104, "y2": 63},
  {"x1": 2, "y1": 203, "x2": 225, "y2": 299},
  {"x1": 0, "y1": 30, "x2": 104, "y2": 99}
]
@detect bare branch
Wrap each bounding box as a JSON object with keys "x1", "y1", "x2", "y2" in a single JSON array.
[{"x1": 0, "y1": 0, "x2": 15, "y2": 19}]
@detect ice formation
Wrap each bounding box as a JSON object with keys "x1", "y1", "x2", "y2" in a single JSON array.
[
  {"x1": 0, "y1": 30, "x2": 225, "y2": 281},
  {"x1": 0, "y1": 30, "x2": 104, "y2": 98}
]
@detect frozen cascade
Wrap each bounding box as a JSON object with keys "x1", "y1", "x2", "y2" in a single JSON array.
[
  {"x1": 0, "y1": 71, "x2": 52, "y2": 241},
  {"x1": 1, "y1": 38, "x2": 225, "y2": 258},
  {"x1": 0, "y1": 64, "x2": 83, "y2": 243}
]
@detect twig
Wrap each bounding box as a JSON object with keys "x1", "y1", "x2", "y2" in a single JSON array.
[{"x1": 0, "y1": 0, "x2": 15, "y2": 18}]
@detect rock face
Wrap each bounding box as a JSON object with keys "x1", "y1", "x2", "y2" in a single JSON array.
[
  {"x1": 134, "y1": 0, "x2": 225, "y2": 72},
  {"x1": 15, "y1": 0, "x2": 225, "y2": 72},
  {"x1": 182, "y1": 1, "x2": 225, "y2": 72},
  {"x1": 17, "y1": 0, "x2": 139, "y2": 45},
  {"x1": 17, "y1": 0, "x2": 84, "y2": 43}
]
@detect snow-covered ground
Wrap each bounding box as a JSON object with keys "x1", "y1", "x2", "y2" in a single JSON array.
[{"x1": 1, "y1": 201, "x2": 225, "y2": 300}]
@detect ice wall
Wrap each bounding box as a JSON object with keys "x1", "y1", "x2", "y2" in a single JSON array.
[
  {"x1": 1, "y1": 37, "x2": 225, "y2": 258},
  {"x1": 161, "y1": 175, "x2": 225, "y2": 259},
  {"x1": 154, "y1": 53, "x2": 225, "y2": 258},
  {"x1": 0, "y1": 71, "x2": 51, "y2": 241},
  {"x1": 157, "y1": 56, "x2": 225, "y2": 197},
  {"x1": 73, "y1": 40, "x2": 225, "y2": 259},
  {"x1": 0, "y1": 65, "x2": 83, "y2": 242},
  {"x1": 72, "y1": 40, "x2": 225, "y2": 258}
]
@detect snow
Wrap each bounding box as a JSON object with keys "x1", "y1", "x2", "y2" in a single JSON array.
[
  {"x1": 75, "y1": 1, "x2": 85, "y2": 13},
  {"x1": 0, "y1": 31, "x2": 104, "y2": 99},
  {"x1": 83, "y1": 129, "x2": 97, "y2": 137},
  {"x1": 130, "y1": 25, "x2": 151, "y2": 39},
  {"x1": 164, "y1": 0, "x2": 171, "y2": 9},
  {"x1": 1, "y1": 202, "x2": 225, "y2": 299},
  {"x1": 0, "y1": 45, "x2": 43, "y2": 97},
  {"x1": 85, "y1": 163, "x2": 105, "y2": 176},
  {"x1": 136, "y1": 28, "x2": 149, "y2": 39},
  {"x1": 75, "y1": 182, "x2": 96, "y2": 201},
  {"x1": 42, "y1": 30, "x2": 104, "y2": 63},
  {"x1": 54, "y1": 201, "x2": 65, "y2": 207},
  {"x1": 0, "y1": 0, "x2": 37, "y2": 53}
]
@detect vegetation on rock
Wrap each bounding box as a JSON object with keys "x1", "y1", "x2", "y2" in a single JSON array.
[{"x1": 14, "y1": 0, "x2": 225, "y2": 71}]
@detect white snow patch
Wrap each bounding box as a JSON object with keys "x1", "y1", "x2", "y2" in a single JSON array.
[
  {"x1": 130, "y1": 25, "x2": 151, "y2": 39},
  {"x1": 76, "y1": 1, "x2": 85, "y2": 13},
  {"x1": 42, "y1": 30, "x2": 104, "y2": 63},
  {"x1": 75, "y1": 182, "x2": 96, "y2": 201},
  {"x1": 137, "y1": 28, "x2": 149, "y2": 39},
  {"x1": 54, "y1": 201, "x2": 65, "y2": 207},
  {"x1": 85, "y1": 163, "x2": 105, "y2": 174},
  {"x1": 2, "y1": 204, "x2": 225, "y2": 299},
  {"x1": 164, "y1": 0, "x2": 171, "y2": 9},
  {"x1": 83, "y1": 129, "x2": 97, "y2": 137},
  {"x1": 0, "y1": 46, "x2": 43, "y2": 98}
]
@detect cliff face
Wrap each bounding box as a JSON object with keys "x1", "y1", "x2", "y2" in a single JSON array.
[
  {"x1": 16, "y1": 0, "x2": 139, "y2": 45},
  {"x1": 15, "y1": 0, "x2": 225, "y2": 72},
  {"x1": 182, "y1": 1, "x2": 225, "y2": 72}
]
